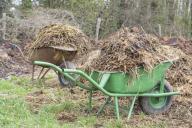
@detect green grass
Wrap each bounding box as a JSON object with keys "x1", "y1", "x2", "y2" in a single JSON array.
[
  {"x1": 0, "y1": 76, "x2": 168, "y2": 128},
  {"x1": 77, "y1": 116, "x2": 97, "y2": 127},
  {"x1": 0, "y1": 76, "x2": 62, "y2": 128},
  {"x1": 106, "y1": 120, "x2": 124, "y2": 128},
  {"x1": 0, "y1": 80, "x2": 30, "y2": 96},
  {"x1": 0, "y1": 98, "x2": 65, "y2": 128},
  {"x1": 43, "y1": 101, "x2": 76, "y2": 113}
]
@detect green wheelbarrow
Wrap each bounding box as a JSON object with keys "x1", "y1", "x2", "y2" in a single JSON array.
[{"x1": 33, "y1": 60, "x2": 179, "y2": 119}]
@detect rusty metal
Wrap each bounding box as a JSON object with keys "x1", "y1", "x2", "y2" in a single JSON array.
[{"x1": 30, "y1": 45, "x2": 77, "y2": 80}]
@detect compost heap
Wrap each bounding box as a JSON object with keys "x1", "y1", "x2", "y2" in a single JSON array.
[
  {"x1": 164, "y1": 43, "x2": 192, "y2": 96},
  {"x1": 0, "y1": 42, "x2": 30, "y2": 78},
  {"x1": 90, "y1": 27, "x2": 184, "y2": 73},
  {"x1": 166, "y1": 56, "x2": 192, "y2": 93},
  {"x1": 160, "y1": 37, "x2": 192, "y2": 55},
  {"x1": 26, "y1": 24, "x2": 90, "y2": 57}
]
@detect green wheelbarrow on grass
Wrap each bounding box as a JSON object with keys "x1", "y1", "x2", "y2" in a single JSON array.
[{"x1": 33, "y1": 60, "x2": 179, "y2": 119}]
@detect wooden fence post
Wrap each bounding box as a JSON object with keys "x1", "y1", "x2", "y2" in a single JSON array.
[
  {"x1": 95, "y1": 17, "x2": 101, "y2": 42},
  {"x1": 2, "y1": 13, "x2": 6, "y2": 40},
  {"x1": 158, "y1": 24, "x2": 162, "y2": 37}
]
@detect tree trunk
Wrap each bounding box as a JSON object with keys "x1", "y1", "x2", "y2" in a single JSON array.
[{"x1": 95, "y1": 17, "x2": 102, "y2": 42}]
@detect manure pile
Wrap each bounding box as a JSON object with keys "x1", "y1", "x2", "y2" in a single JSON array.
[
  {"x1": 166, "y1": 48, "x2": 192, "y2": 96},
  {"x1": 160, "y1": 37, "x2": 192, "y2": 91},
  {"x1": 27, "y1": 24, "x2": 90, "y2": 56},
  {"x1": 167, "y1": 56, "x2": 192, "y2": 89},
  {"x1": 159, "y1": 37, "x2": 192, "y2": 95},
  {"x1": 90, "y1": 27, "x2": 182, "y2": 72}
]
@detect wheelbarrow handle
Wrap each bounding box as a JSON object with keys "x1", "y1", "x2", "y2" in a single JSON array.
[
  {"x1": 33, "y1": 61, "x2": 63, "y2": 73},
  {"x1": 33, "y1": 61, "x2": 97, "y2": 91},
  {"x1": 33, "y1": 61, "x2": 103, "y2": 89}
]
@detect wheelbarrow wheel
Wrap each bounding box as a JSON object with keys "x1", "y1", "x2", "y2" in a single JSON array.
[
  {"x1": 58, "y1": 73, "x2": 70, "y2": 86},
  {"x1": 58, "y1": 61, "x2": 76, "y2": 87},
  {"x1": 139, "y1": 81, "x2": 173, "y2": 115}
]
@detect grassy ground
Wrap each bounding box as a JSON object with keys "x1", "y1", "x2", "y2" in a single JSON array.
[{"x1": 0, "y1": 75, "x2": 190, "y2": 128}]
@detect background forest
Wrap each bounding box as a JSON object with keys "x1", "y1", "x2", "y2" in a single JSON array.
[{"x1": 0, "y1": 0, "x2": 191, "y2": 42}]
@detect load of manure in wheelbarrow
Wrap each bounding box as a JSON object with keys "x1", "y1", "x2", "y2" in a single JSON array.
[
  {"x1": 26, "y1": 24, "x2": 90, "y2": 56},
  {"x1": 90, "y1": 27, "x2": 184, "y2": 73}
]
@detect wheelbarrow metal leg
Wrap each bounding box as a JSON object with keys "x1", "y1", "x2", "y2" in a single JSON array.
[
  {"x1": 160, "y1": 77, "x2": 165, "y2": 93},
  {"x1": 32, "y1": 65, "x2": 35, "y2": 80},
  {"x1": 97, "y1": 96, "x2": 111, "y2": 116},
  {"x1": 88, "y1": 90, "x2": 93, "y2": 112},
  {"x1": 38, "y1": 67, "x2": 44, "y2": 79},
  {"x1": 114, "y1": 96, "x2": 120, "y2": 120},
  {"x1": 40, "y1": 68, "x2": 50, "y2": 79},
  {"x1": 128, "y1": 96, "x2": 137, "y2": 119},
  {"x1": 159, "y1": 77, "x2": 166, "y2": 102}
]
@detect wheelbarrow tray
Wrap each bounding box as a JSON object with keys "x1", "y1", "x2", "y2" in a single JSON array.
[
  {"x1": 30, "y1": 46, "x2": 77, "y2": 66},
  {"x1": 33, "y1": 60, "x2": 178, "y2": 96},
  {"x1": 89, "y1": 61, "x2": 172, "y2": 93}
]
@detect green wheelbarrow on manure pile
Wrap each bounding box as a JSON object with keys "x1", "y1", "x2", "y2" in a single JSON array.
[{"x1": 33, "y1": 60, "x2": 179, "y2": 119}]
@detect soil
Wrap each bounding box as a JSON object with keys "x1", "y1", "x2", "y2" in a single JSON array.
[
  {"x1": 57, "y1": 112, "x2": 77, "y2": 122},
  {"x1": 25, "y1": 90, "x2": 55, "y2": 113},
  {"x1": 0, "y1": 40, "x2": 31, "y2": 78}
]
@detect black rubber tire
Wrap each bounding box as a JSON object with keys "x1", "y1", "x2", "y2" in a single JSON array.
[
  {"x1": 58, "y1": 73, "x2": 70, "y2": 86},
  {"x1": 58, "y1": 62, "x2": 75, "y2": 87},
  {"x1": 139, "y1": 81, "x2": 173, "y2": 115}
]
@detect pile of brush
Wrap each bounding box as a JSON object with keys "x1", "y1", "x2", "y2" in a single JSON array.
[
  {"x1": 160, "y1": 37, "x2": 192, "y2": 55},
  {"x1": 27, "y1": 24, "x2": 91, "y2": 56},
  {"x1": 167, "y1": 56, "x2": 192, "y2": 83},
  {"x1": 158, "y1": 37, "x2": 192, "y2": 95},
  {"x1": 166, "y1": 50, "x2": 192, "y2": 96},
  {"x1": 90, "y1": 27, "x2": 184, "y2": 73}
]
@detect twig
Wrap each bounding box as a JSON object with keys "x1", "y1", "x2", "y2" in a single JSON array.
[
  {"x1": 8, "y1": 42, "x2": 30, "y2": 63},
  {"x1": 139, "y1": 25, "x2": 147, "y2": 35}
]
